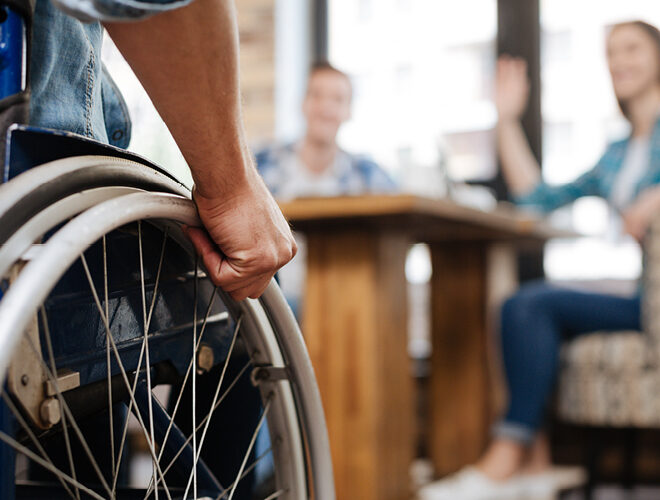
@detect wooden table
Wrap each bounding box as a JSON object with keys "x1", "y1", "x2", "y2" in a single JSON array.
[{"x1": 279, "y1": 194, "x2": 570, "y2": 500}]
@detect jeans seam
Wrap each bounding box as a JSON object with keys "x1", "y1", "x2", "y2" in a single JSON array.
[
  {"x1": 81, "y1": 29, "x2": 95, "y2": 138},
  {"x1": 102, "y1": 63, "x2": 132, "y2": 142}
]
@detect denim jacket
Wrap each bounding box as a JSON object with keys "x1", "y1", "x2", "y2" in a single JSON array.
[
  {"x1": 30, "y1": 0, "x2": 194, "y2": 147},
  {"x1": 515, "y1": 118, "x2": 660, "y2": 213}
]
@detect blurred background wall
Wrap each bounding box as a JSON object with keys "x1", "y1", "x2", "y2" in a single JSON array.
[
  {"x1": 103, "y1": 0, "x2": 660, "y2": 297},
  {"x1": 235, "y1": 0, "x2": 276, "y2": 142}
]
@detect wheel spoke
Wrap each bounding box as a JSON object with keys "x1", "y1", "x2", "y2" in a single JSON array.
[
  {"x1": 82, "y1": 249, "x2": 148, "y2": 496},
  {"x1": 103, "y1": 235, "x2": 116, "y2": 479},
  {"x1": 143, "y1": 285, "x2": 221, "y2": 499},
  {"x1": 79, "y1": 254, "x2": 173, "y2": 500},
  {"x1": 0, "y1": 431, "x2": 106, "y2": 500},
  {"x1": 112, "y1": 339, "x2": 147, "y2": 494},
  {"x1": 86, "y1": 226, "x2": 169, "y2": 499},
  {"x1": 156, "y1": 288, "x2": 218, "y2": 464},
  {"x1": 35, "y1": 307, "x2": 113, "y2": 497},
  {"x1": 1, "y1": 391, "x2": 75, "y2": 498},
  {"x1": 226, "y1": 398, "x2": 273, "y2": 500},
  {"x1": 262, "y1": 490, "x2": 286, "y2": 500},
  {"x1": 214, "y1": 445, "x2": 273, "y2": 500},
  {"x1": 195, "y1": 316, "x2": 243, "y2": 458},
  {"x1": 37, "y1": 306, "x2": 80, "y2": 500},
  {"x1": 182, "y1": 315, "x2": 243, "y2": 499},
  {"x1": 192, "y1": 258, "x2": 199, "y2": 499},
  {"x1": 145, "y1": 358, "x2": 251, "y2": 498},
  {"x1": 145, "y1": 227, "x2": 169, "y2": 332},
  {"x1": 138, "y1": 221, "x2": 158, "y2": 500}
]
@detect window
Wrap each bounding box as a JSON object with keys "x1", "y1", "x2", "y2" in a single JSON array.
[
  {"x1": 328, "y1": 0, "x2": 498, "y2": 187},
  {"x1": 329, "y1": 0, "x2": 660, "y2": 283}
]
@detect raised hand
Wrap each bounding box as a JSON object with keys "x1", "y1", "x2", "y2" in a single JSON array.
[{"x1": 495, "y1": 55, "x2": 530, "y2": 122}]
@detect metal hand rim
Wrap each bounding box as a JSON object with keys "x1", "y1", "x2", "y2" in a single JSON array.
[{"x1": 0, "y1": 190, "x2": 335, "y2": 499}]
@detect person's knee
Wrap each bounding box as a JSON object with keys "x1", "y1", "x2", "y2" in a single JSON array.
[
  {"x1": 502, "y1": 285, "x2": 540, "y2": 320},
  {"x1": 501, "y1": 282, "x2": 553, "y2": 331}
]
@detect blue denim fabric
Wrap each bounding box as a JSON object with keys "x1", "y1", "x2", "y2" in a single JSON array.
[
  {"x1": 30, "y1": 0, "x2": 131, "y2": 147},
  {"x1": 515, "y1": 118, "x2": 660, "y2": 213},
  {"x1": 52, "y1": 0, "x2": 193, "y2": 23},
  {"x1": 493, "y1": 281, "x2": 641, "y2": 443},
  {"x1": 30, "y1": 0, "x2": 195, "y2": 146}
]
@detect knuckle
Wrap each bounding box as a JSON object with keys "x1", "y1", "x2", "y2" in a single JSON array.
[
  {"x1": 255, "y1": 250, "x2": 279, "y2": 272},
  {"x1": 208, "y1": 271, "x2": 224, "y2": 288},
  {"x1": 289, "y1": 239, "x2": 298, "y2": 259},
  {"x1": 274, "y1": 240, "x2": 296, "y2": 267}
]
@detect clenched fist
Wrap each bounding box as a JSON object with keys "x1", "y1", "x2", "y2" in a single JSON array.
[{"x1": 185, "y1": 167, "x2": 297, "y2": 301}]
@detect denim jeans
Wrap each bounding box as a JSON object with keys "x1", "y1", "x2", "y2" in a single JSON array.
[
  {"x1": 30, "y1": 0, "x2": 196, "y2": 146},
  {"x1": 30, "y1": 0, "x2": 132, "y2": 148},
  {"x1": 493, "y1": 281, "x2": 641, "y2": 444}
]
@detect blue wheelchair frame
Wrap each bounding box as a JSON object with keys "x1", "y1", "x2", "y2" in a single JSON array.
[{"x1": 0, "y1": 5, "x2": 25, "y2": 101}]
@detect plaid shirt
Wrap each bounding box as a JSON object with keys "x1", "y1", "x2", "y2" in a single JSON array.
[
  {"x1": 255, "y1": 143, "x2": 397, "y2": 199},
  {"x1": 516, "y1": 119, "x2": 660, "y2": 213}
]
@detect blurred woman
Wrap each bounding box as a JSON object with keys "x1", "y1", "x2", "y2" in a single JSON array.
[{"x1": 420, "y1": 20, "x2": 660, "y2": 500}]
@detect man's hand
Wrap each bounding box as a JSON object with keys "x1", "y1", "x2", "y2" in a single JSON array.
[
  {"x1": 623, "y1": 185, "x2": 660, "y2": 242},
  {"x1": 185, "y1": 167, "x2": 297, "y2": 301}
]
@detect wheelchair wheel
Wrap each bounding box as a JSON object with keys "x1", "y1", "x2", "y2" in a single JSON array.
[{"x1": 0, "y1": 158, "x2": 334, "y2": 499}]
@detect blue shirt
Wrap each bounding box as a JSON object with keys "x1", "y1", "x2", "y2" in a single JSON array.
[
  {"x1": 256, "y1": 143, "x2": 397, "y2": 199},
  {"x1": 516, "y1": 119, "x2": 660, "y2": 213},
  {"x1": 30, "y1": 0, "x2": 194, "y2": 146}
]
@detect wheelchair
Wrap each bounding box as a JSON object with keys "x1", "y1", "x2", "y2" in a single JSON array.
[{"x1": 0, "y1": 6, "x2": 334, "y2": 500}]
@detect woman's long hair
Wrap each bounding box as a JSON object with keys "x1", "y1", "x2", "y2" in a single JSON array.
[{"x1": 610, "y1": 20, "x2": 660, "y2": 120}]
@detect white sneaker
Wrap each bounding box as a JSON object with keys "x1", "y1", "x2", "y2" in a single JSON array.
[
  {"x1": 517, "y1": 466, "x2": 587, "y2": 500},
  {"x1": 518, "y1": 476, "x2": 556, "y2": 500},
  {"x1": 548, "y1": 466, "x2": 586, "y2": 491},
  {"x1": 417, "y1": 467, "x2": 527, "y2": 500}
]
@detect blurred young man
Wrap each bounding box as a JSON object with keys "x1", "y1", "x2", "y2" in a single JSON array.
[
  {"x1": 257, "y1": 62, "x2": 395, "y2": 199},
  {"x1": 256, "y1": 62, "x2": 396, "y2": 314}
]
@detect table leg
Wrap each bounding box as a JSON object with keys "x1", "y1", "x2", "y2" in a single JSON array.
[
  {"x1": 428, "y1": 243, "x2": 491, "y2": 476},
  {"x1": 302, "y1": 230, "x2": 414, "y2": 500}
]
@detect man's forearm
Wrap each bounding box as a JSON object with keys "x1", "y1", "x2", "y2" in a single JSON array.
[
  {"x1": 105, "y1": 0, "x2": 296, "y2": 301},
  {"x1": 103, "y1": 0, "x2": 250, "y2": 198}
]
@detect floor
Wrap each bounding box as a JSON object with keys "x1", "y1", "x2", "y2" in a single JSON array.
[
  {"x1": 411, "y1": 459, "x2": 660, "y2": 500},
  {"x1": 564, "y1": 488, "x2": 660, "y2": 500}
]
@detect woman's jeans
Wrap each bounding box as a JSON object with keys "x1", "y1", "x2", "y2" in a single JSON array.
[{"x1": 493, "y1": 281, "x2": 641, "y2": 444}]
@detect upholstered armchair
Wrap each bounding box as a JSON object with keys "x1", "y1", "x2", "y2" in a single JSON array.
[{"x1": 557, "y1": 216, "x2": 660, "y2": 494}]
